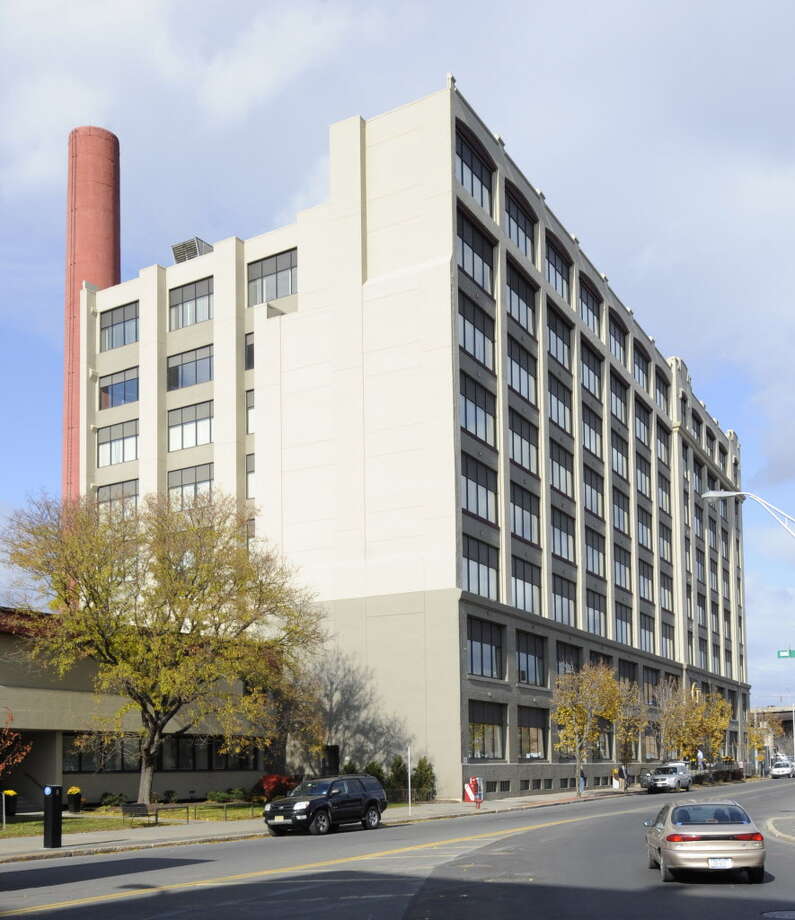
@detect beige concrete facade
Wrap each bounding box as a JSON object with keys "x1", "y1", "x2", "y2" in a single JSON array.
[{"x1": 63, "y1": 80, "x2": 750, "y2": 801}]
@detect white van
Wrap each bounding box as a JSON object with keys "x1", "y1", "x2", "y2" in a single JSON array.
[{"x1": 770, "y1": 759, "x2": 794, "y2": 778}]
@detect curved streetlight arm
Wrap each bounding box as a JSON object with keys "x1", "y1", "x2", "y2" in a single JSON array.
[{"x1": 701, "y1": 490, "x2": 795, "y2": 541}]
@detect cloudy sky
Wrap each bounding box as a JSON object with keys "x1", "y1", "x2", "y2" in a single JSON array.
[{"x1": 1, "y1": 0, "x2": 793, "y2": 705}]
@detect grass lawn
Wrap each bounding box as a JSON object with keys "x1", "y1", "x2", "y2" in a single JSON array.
[
  {"x1": 187, "y1": 803, "x2": 262, "y2": 822},
  {"x1": 0, "y1": 814, "x2": 130, "y2": 839}
]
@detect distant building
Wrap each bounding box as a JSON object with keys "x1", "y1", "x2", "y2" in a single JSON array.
[
  {"x1": 65, "y1": 78, "x2": 750, "y2": 800},
  {"x1": 749, "y1": 705, "x2": 795, "y2": 767}
]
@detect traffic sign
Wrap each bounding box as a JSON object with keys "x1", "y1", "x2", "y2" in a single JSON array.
[{"x1": 777, "y1": 649, "x2": 795, "y2": 658}]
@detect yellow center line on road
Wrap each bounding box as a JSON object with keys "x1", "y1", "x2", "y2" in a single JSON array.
[{"x1": 0, "y1": 808, "x2": 642, "y2": 917}]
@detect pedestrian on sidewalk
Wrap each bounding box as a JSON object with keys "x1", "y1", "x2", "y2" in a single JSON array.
[
  {"x1": 579, "y1": 769, "x2": 586, "y2": 795},
  {"x1": 618, "y1": 764, "x2": 627, "y2": 791}
]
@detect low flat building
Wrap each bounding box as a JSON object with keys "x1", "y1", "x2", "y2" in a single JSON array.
[{"x1": 0, "y1": 610, "x2": 267, "y2": 806}]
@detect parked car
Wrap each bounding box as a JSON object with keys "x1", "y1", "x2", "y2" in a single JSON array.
[
  {"x1": 263, "y1": 774, "x2": 388, "y2": 836},
  {"x1": 647, "y1": 763, "x2": 692, "y2": 794},
  {"x1": 643, "y1": 799, "x2": 765, "y2": 882},
  {"x1": 770, "y1": 759, "x2": 794, "y2": 778}
]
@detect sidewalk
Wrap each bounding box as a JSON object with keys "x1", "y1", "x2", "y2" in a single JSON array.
[{"x1": 0, "y1": 786, "x2": 635, "y2": 865}]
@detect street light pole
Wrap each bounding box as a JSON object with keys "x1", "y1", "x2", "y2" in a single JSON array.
[
  {"x1": 792, "y1": 702, "x2": 795, "y2": 763},
  {"x1": 702, "y1": 490, "x2": 795, "y2": 773},
  {"x1": 701, "y1": 491, "x2": 795, "y2": 541}
]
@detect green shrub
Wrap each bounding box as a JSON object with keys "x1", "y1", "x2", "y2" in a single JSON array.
[
  {"x1": 387, "y1": 755, "x2": 408, "y2": 789},
  {"x1": 206, "y1": 787, "x2": 249, "y2": 803},
  {"x1": 363, "y1": 761, "x2": 386, "y2": 785},
  {"x1": 341, "y1": 760, "x2": 359, "y2": 775},
  {"x1": 411, "y1": 756, "x2": 436, "y2": 798},
  {"x1": 162, "y1": 789, "x2": 177, "y2": 803},
  {"x1": 99, "y1": 792, "x2": 125, "y2": 807}
]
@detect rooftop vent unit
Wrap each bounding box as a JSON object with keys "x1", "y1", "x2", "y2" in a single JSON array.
[{"x1": 171, "y1": 237, "x2": 214, "y2": 264}]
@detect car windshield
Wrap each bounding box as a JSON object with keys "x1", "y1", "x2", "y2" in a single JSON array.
[
  {"x1": 654, "y1": 767, "x2": 677, "y2": 775},
  {"x1": 288, "y1": 780, "x2": 331, "y2": 797},
  {"x1": 671, "y1": 805, "x2": 750, "y2": 825},
  {"x1": 774, "y1": 762, "x2": 790, "y2": 767}
]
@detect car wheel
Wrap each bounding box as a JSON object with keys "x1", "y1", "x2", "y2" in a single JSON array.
[
  {"x1": 268, "y1": 826, "x2": 287, "y2": 837},
  {"x1": 748, "y1": 866, "x2": 765, "y2": 884},
  {"x1": 675, "y1": 781, "x2": 680, "y2": 792},
  {"x1": 309, "y1": 810, "x2": 332, "y2": 836},
  {"x1": 647, "y1": 847, "x2": 658, "y2": 869},
  {"x1": 361, "y1": 804, "x2": 381, "y2": 830},
  {"x1": 660, "y1": 855, "x2": 676, "y2": 883}
]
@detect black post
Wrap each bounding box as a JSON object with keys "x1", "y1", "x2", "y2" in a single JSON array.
[
  {"x1": 323, "y1": 745, "x2": 340, "y2": 775},
  {"x1": 43, "y1": 785, "x2": 63, "y2": 848}
]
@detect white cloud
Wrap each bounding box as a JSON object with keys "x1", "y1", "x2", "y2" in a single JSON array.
[
  {"x1": 0, "y1": 0, "x2": 387, "y2": 190},
  {"x1": 199, "y1": 6, "x2": 378, "y2": 123},
  {"x1": 0, "y1": 73, "x2": 110, "y2": 187}
]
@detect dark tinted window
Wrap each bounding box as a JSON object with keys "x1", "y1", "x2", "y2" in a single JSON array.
[
  {"x1": 671, "y1": 805, "x2": 749, "y2": 825},
  {"x1": 289, "y1": 780, "x2": 330, "y2": 796}
]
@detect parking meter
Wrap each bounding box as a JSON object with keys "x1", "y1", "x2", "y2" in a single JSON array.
[{"x1": 43, "y1": 785, "x2": 62, "y2": 848}]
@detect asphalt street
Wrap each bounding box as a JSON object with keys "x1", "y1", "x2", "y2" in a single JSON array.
[{"x1": 3, "y1": 779, "x2": 795, "y2": 918}]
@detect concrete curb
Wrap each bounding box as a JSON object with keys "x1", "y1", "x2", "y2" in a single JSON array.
[
  {"x1": 766, "y1": 817, "x2": 795, "y2": 845},
  {"x1": 0, "y1": 831, "x2": 273, "y2": 864}
]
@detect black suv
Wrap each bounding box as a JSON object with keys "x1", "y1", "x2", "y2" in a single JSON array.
[{"x1": 263, "y1": 774, "x2": 387, "y2": 836}]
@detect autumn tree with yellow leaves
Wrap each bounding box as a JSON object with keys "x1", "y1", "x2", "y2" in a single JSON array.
[
  {"x1": 2, "y1": 492, "x2": 323, "y2": 804},
  {"x1": 614, "y1": 679, "x2": 648, "y2": 767},
  {"x1": 652, "y1": 681, "x2": 733, "y2": 763},
  {"x1": 700, "y1": 692, "x2": 733, "y2": 761},
  {"x1": 553, "y1": 663, "x2": 619, "y2": 797}
]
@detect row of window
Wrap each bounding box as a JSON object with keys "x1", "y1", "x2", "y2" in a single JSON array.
[
  {"x1": 63, "y1": 733, "x2": 262, "y2": 773},
  {"x1": 96, "y1": 387, "x2": 256, "y2": 469},
  {"x1": 466, "y1": 698, "x2": 742, "y2": 763},
  {"x1": 98, "y1": 329, "x2": 259, "y2": 413},
  {"x1": 454, "y1": 135, "x2": 672, "y2": 411},
  {"x1": 462, "y1": 535, "x2": 680, "y2": 648},
  {"x1": 460, "y1": 373, "x2": 676, "y2": 521},
  {"x1": 683, "y1": 397, "x2": 734, "y2": 477},
  {"x1": 466, "y1": 615, "x2": 684, "y2": 695},
  {"x1": 687, "y1": 632, "x2": 738, "y2": 677},
  {"x1": 97, "y1": 452, "x2": 257, "y2": 512},
  {"x1": 460, "y1": 298, "x2": 673, "y2": 452},
  {"x1": 98, "y1": 250, "x2": 298, "y2": 354}
]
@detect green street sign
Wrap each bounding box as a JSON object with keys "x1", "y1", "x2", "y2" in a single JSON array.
[{"x1": 777, "y1": 649, "x2": 795, "y2": 659}]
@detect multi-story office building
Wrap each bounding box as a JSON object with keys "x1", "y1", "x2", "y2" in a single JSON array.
[{"x1": 71, "y1": 78, "x2": 749, "y2": 799}]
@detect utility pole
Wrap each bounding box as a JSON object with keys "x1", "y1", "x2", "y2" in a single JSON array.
[{"x1": 407, "y1": 745, "x2": 412, "y2": 817}]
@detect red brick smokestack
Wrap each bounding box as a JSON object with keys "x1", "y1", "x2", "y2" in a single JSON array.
[{"x1": 63, "y1": 127, "x2": 120, "y2": 500}]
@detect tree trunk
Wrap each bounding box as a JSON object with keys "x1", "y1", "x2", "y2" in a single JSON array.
[
  {"x1": 137, "y1": 727, "x2": 162, "y2": 804},
  {"x1": 575, "y1": 748, "x2": 582, "y2": 799}
]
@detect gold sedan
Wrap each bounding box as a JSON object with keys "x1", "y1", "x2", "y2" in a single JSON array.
[{"x1": 643, "y1": 800, "x2": 765, "y2": 883}]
